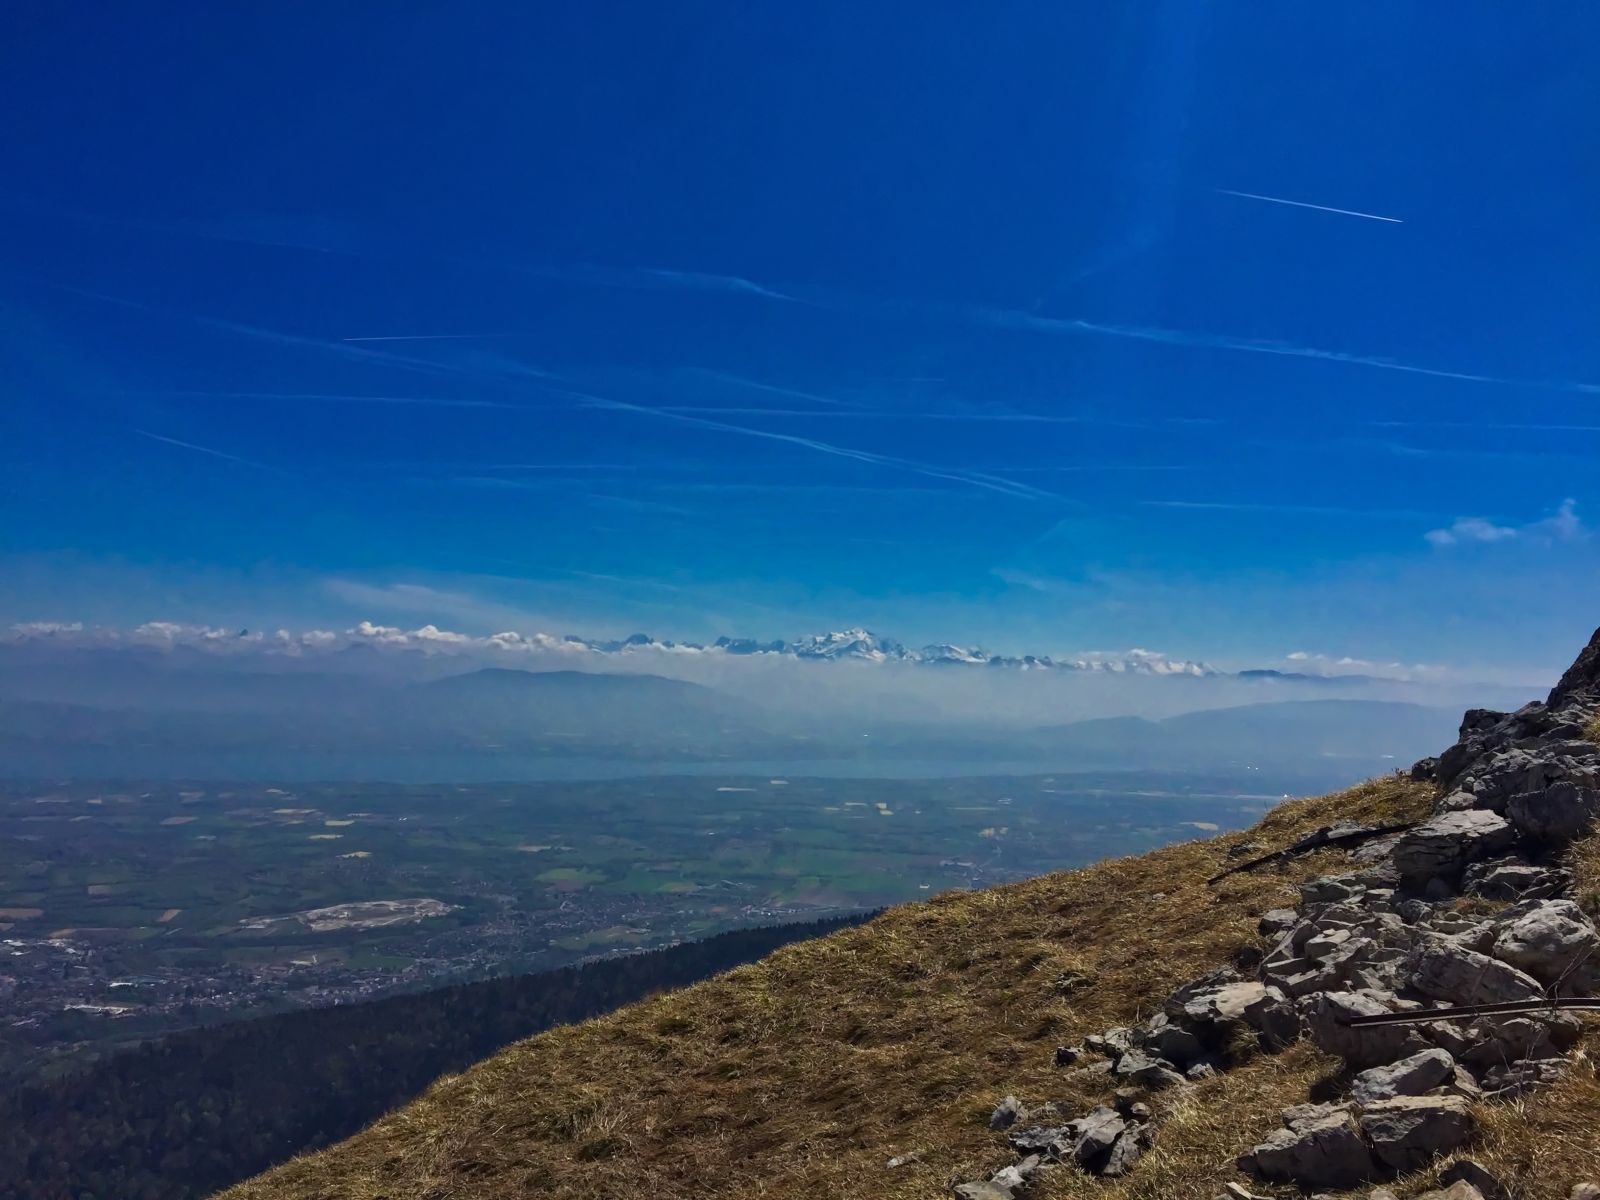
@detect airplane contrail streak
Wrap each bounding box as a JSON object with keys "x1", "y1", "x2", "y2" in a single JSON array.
[{"x1": 1215, "y1": 188, "x2": 1403, "y2": 224}]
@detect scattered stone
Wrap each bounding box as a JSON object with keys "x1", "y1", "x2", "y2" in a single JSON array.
[
  {"x1": 886, "y1": 1152, "x2": 920, "y2": 1168},
  {"x1": 1239, "y1": 1103, "x2": 1374, "y2": 1188},
  {"x1": 1439, "y1": 1159, "x2": 1510, "y2": 1200},
  {"x1": 990, "y1": 1095, "x2": 1025, "y2": 1130},
  {"x1": 1053, "y1": 1045, "x2": 1081, "y2": 1067},
  {"x1": 1571, "y1": 1185, "x2": 1600, "y2": 1200},
  {"x1": 1358, "y1": 1093, "x2": 1474, "y2": 1172},
  {"x1": 1349, "y1": 1048, "x2": 1456, "y2": 1103},
  {"x1": 1391, "y1": 810, "x2": 1515, "y2": 885},
  {"x1": 1463, "y1": 858, "x2": 1565, "y2": 900}
]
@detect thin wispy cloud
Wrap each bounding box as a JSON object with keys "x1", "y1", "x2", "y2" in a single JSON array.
[
  {"x1": 1214, "y1": 188, "x2": 1403, "y2": 224},
  {"x1": 982, "y1": 308, "x2": 1597, "y2": 391},
  {"x1": 1142, "y1": 499, "x2": 1438, "y2": 519},
  {"x1": 564, "y1": 389, "x2": 1067, "y2": 503},
  {"x1": 516, "y1": 262, "x2": 808, "y2": 305},
  {"x1": 133, "y1": 429, "x2": 267, "y2": 469},
  {"x1": 341, "y1": 333, "x2": 530, "y2": 343},
  {"x1": 149, "y1": 390, "x2": 525, "y2": 411}
]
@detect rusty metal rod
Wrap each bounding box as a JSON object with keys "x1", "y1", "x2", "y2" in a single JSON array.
[{"x1": 1345, "y1": 997, "x2": 1600, "y2": 1027}]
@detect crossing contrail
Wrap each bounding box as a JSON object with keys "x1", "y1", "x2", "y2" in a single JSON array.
[{"x1": 1215, "y1": 188, "x2": 1403, "y2": 224}]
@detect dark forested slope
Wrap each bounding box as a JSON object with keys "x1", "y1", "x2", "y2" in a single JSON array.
[{"x1": 1, "y1": 914, "x2": 865, "y2": 1200}]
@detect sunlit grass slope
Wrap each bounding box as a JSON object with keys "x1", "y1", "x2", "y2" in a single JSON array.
[{"x1": 224, "y1": 776, "x2": 1599, "y2": 1200}]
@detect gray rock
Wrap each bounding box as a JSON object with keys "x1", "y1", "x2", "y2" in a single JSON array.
[
  {"x1": 1391, "y1": 810, "x2": 1515, "y2": 884},
  {"x1": 990, "y1": 1095, "x2": 1025, "y2": 1130},
  {"x1": 1480, "y1": 1055, "x2": 1567, "y2": 1097},
  {"x1": 988, "y1": 1165, "x2": 1027, "y2": 1192},
  {"x1": 1113, "y1": 1049, "x2": 1185, "y2": 1089},
  {"x1": 1259, "y1": 908, "x2": 1299, "y2": 937},
  {"x1": 1439, "y1": 1159, "x2": 1510, "y2": 1200},
  {"x1": 1053, "y1": 1044, "x2": 1082, "y2": 1067},
  {"x1": 1570, "y1": 1185, "x2": 1600, "y2": 1200},
  {"x1": 1414, "y1": 1184, "x2": 1486, "y2": 1200},
  {"x1": 1100, "y1": 1124, "x2": 1149, "y2": 1176},
  {"x1": 1065, "y1": 1105, "x2": 1127, "y2": 1169},
  {"x1": 1406, "y1": 935, "x2": 1545, "y2": 1005},
  {"x1": 1507, "y1": 780, "x2": 1600, "y2": 844},
  {"x1": 1243, "y1": 986, "x2": 1301, "y2": 1050},
  {"x1": 1301, "y1": 874, "x2": 1370, "y2": 905},
  {"x1": 1143, "y1": 1015, "x2": 1205, "y2": 1066},
  {"x1": 1489, "y1": 898, "x2": 1600, "y2": 989},
  {"x1": 1349, "y1": 1048, "x2": 1456, "y2": 1103},
  {"x1": 1239, "y1": 1103, "x2": 1374, "y2": 1188},
  {"x1": 1462, "y1": 858, "x2": 1565, "y2": 901},
  {"x1": 1358, "y1": 1093, "x2": 1474, "y2": 1172},
  {"x1": 1305, "y1": 990, "x2": 1428, "y2": 1068},
  {"x1": 1085, "y1": 1027, "x2": 1139, "y2": 1060}
]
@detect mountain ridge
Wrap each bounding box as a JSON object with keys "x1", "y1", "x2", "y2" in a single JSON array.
[{"x1": 219, "y1": 629, "x2": 1600, "y2": 1200}]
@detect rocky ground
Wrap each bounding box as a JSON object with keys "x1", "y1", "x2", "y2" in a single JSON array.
[{"x1": 955, "y1": 633, "x2": 1600, "y2": 1200}]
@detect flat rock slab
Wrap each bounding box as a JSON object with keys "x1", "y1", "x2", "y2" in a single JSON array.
[{"x1": 1359, "y1": 1094, "x2": 1474, "y2": 1172}]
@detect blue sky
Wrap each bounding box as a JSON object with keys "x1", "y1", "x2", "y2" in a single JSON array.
[{"x1": 3, "y1": 3, "x2": 1598, "y2": 680}]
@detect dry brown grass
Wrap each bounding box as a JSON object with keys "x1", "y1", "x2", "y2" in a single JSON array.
[{"x1": 223, "y1": 777, "x2": 1600, "y2": 1200}]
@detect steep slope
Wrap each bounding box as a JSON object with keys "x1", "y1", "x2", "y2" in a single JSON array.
[{"x1": 225, "y1": 638, "x2": 1600, "y2": 1200}]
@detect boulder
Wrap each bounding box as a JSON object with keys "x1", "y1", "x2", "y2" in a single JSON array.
[
  {"x1": 1100, "y1": 1124, "x2": 1149, "y2": 1177},
  {"x1": 1489, "y1": 899, "x2": 1600, "y2": 990},
  {"x1": 1306, "y1": 990, "x2": 1428, "y2": 1068},
  {"x1": 1391, "y1": 811, "x2": 1515, "y2": 885},
  {"x1": 1358, "y1": 1094, "x2": 1474, "y2": 1172},
  {"x1": 1507, "y1": 781, "x2": 1600, "y2": 844},
  {"x1": 1406, "y1": 936, "x2": 1545, "y2": 1005},
  {"x1": 1349, "y1": 1048, "x2": 1456, "y2": 1103},
  {"x1": 1238, "y1": 1103, "x2": 1374, "y2": 1188},
  {"x1": 1064, "y1": 1105, "x2": 1128, "y2": 1170}
]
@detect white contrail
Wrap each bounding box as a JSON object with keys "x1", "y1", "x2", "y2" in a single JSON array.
[
  {"x1": 1215, "y1": 188, "x2": 1403, "y2": 224},
  {"x1": 341, "y1": 333, "x2": 521, "y2": 342}
]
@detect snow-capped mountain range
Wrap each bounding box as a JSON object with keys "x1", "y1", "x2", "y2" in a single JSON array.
[
  {"x1": 7, "y1": 620, "x2": 1217, "y2": 676},
  {"x1": 581, "y1": 627, "x2": 1217, "y2": 675}
]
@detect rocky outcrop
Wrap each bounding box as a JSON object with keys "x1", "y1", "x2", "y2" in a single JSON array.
[{"x1": 959, "y1": 626, "x2": 1600, "y2": 1197}]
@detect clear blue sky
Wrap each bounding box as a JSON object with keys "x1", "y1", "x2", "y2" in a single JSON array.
[{"x1": 3, "y1": 3, "x2": 1597, "y2": 679}]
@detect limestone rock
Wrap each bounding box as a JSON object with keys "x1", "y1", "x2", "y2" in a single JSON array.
[
  {"x1": 1358, "y1": 1094, "x2": 1474, "y2": 1172},
  {"x1": 1406, "y1": 936, "x2": 1544, "y2": 1005},
  {"x1": 1391, "y1": 811, "x2": 1515, "y2": 885},
  {"x1": 1305, "y1": 990, "x2": 1427, "y2": 1068},
  {"x1": 1570, "y1": 1185, "x2": 1600, "y2": 1200},
  {"x1": 1239, "y1": 1103, "x2": 1374, "y2": 1188},
  {"x1": 1349, "y1": 1048, "x2": 1456, "y2": 1103},
  {"x1": 1439, "y1": 1159, "x2": 1510, "y2": 1200},
  {"x1": 1489, "y1": 899, "x2": 1600, "y2": 989},
  {"x1": 1507, "y1": 780, "x2": 1600, "y2": 844}
]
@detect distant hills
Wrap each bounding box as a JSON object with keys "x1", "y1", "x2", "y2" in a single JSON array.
[{"x1": 0, "y1": 642, "x2": 1464, "y2": 780}]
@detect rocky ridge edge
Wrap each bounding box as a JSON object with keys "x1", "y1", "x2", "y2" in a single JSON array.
[{"x1": 951, "y1": 627, "x2": 1600, "y2": 1200}]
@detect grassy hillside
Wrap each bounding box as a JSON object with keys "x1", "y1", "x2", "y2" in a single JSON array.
[{"x1": 225, "y1": 776, "x2": 1600, "y2": 1200}]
